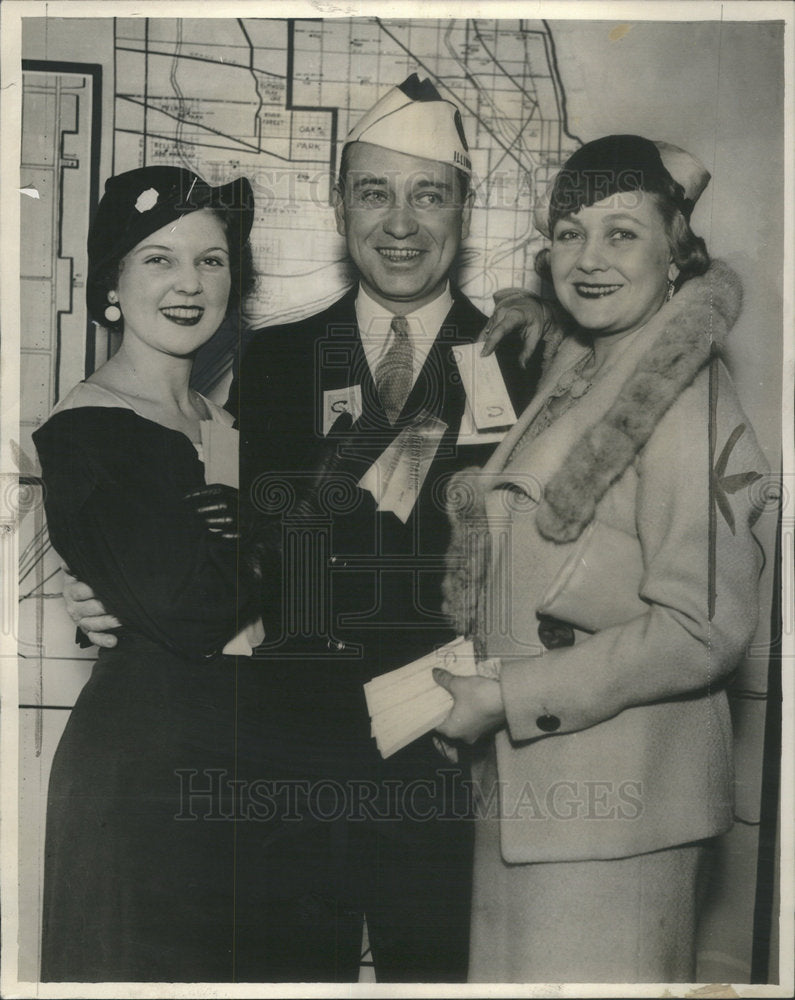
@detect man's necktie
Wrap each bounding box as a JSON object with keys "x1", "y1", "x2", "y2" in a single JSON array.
[{"x1": 374, "y1": 315, "x2": 413, "y2": 423}]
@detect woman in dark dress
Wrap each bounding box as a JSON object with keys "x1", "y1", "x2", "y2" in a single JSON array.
[{"x1": 33, "y1": 166, "x2": 268, "y2": 981}]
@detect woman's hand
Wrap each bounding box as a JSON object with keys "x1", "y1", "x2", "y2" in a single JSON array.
[
  {"x1": 478, "y1": 288, "x2": 562, "y2": 368},
  {"x1": 182, "y1": 483, "x2": 245, "y2": 541},
  {"x1": 432, "y1": 669, "x2": 506, "y2": 744},
  {"x1": 183, "y1": 413, "x2": 357, "y2": 580}
]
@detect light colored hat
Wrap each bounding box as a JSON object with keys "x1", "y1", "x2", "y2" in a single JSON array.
[
  {"x1": 533, "y1": 134, "x2": 710, "y2": 237},
  {"x1": 344, "y1": 73, "x2": 472, "y2": 174}
]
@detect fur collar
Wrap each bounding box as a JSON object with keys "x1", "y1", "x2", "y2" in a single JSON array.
[
  {"x1": 536, "y1": 259, "x2": 742, "y2": 541},
  {"x1": 442, "y1": 260, "x2": 743, "y2": 637}
]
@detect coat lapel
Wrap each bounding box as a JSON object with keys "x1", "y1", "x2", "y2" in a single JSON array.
[
  {"x1": 314, "y1": 288, "x2": 398, "y2": 438},
  {"x1": 315, "y1": 287, "x2": 367, "y2": 394},
  {"x1": 483, "y1": 335, "x2": 591, "y2": 480},
  {"x1": 484, "y1": 278, "x2": 727, "y2": 495}
]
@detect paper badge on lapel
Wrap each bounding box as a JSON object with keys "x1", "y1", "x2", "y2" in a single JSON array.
[
  {"x1": 452, "y1": 343, "x2": 517, "y2": 446},
  {"x1": 323, "y1": 385, "x2": 362, "y2": 436},
  {"x1": 358, "y1": 411, "x2": 447, "y2": 523}
]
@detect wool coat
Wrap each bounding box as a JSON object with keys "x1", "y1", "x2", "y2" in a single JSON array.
[{"x1": 444, "y1": 261, "x2": 769, "y2": 864}]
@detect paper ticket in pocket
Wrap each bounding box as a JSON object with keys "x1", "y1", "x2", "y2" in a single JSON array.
[
  {"x1": 456, "y1": 397, "x2": 509, "y2": 446},
  {"x1": 452, "y1": 343, "x2": 517, "y2": 431},
  {"x1": 200, "y1": 420, "x2": 239, "y2": 489}
]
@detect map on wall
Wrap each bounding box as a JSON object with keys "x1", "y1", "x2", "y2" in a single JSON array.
[
  {"x1": 112, "y1": 17, "x2": 581, "y2": 330},
  {"x1": 19, "y1": 66, "x2": 99, "y2": 459}
]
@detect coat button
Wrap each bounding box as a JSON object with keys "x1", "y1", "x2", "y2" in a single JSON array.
[
  {"x1": 536, "y1": 713, "x2": 561, "y2": 733},
  {"x1": 537, "y1": 615, "x2": 575, "y2": 650}
]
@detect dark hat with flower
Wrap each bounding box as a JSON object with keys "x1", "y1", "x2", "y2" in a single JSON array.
[{"x1": 86, "y1": 165, "x2": 254, "y2": 325}]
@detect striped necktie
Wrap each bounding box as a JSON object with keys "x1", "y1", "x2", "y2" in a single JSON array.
[{"x1": 374, "y1": 315, "x2": 413, "y2": 423}]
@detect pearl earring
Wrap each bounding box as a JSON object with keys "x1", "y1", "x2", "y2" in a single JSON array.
[{"x1": 105, "y1": 292, "x2": 121, "y2": 324}]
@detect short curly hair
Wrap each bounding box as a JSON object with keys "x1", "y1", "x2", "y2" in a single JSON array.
[
  {"x1": 89, "y1": 207, "x2": 257, "y2": 335},
  {"x1": 536, "y1": 178, "x2": 710, "y2": 293}
]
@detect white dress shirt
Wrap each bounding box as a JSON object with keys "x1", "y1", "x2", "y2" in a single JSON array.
[{"x1": 355, "y1": 283, "x2": 454, "y2": 390}]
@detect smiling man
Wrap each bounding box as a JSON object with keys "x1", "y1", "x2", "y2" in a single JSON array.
[
  {"x1": 334, "y1": 141, "x2": 469, "y2": 309},
  {"x1": 226, "y1": 75, "x2": 536, "y2": 982}
]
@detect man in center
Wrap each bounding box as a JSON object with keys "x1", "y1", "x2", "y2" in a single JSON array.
[{"x1": 229, "y1": 75, "x2": 536, "y2": 981}]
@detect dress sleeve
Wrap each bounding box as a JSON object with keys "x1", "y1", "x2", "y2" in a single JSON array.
[
  {"x1": 233, "y1": 329, "x2": 304, "y2": 492},
  {"x1": 499, "y1": 363, "x2": 770, "y2": 740},
  {"x1": 34, "y1": 407, "x2": 263, "y2": 659}
]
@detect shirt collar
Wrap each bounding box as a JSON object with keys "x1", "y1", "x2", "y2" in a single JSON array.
[
  {"x1": 356, "y1": 282, "x2": 454, "y2": 338},
  {"x1": 355, "y1": 283, "x2": 454, "y2": 379}
]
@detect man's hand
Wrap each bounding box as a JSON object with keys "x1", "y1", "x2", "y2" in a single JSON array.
[
  {"x1": 478, "y1": 288, "x2": 562, "y2": 368},
  {"x1": 62, "y1": 570, "x2": 121, "y2": 648},
  {"x1": 432, "y1": 669, "x2": 506, "y2": 744}
]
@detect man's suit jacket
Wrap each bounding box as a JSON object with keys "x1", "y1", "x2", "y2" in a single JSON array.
[{"x1": 227, "y1": 285, "x2": 537, "y2": 787}]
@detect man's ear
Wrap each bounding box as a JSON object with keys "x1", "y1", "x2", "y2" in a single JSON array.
[
  {"x1": 460, "y1": 188, "x2": 474, "y2": 242},
  {"x1": 332, "y1": 185, "x2": 346, "y2": 237}
]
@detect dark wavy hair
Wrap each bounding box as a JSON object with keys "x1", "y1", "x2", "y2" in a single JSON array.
[
  {"x1": 90, "y1": 207, "x2": 257, "y2": 336},
  {"x1": 535, "y1": 175, "x2": 710, "y2": 293}
]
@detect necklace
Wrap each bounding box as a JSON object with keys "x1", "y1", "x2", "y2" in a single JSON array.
[
  {"x1": 507, "y1": 348, "x2": 598, "y2": 463},
  {"x1": 549, "y1": 348, "x2": 597, "y2": 401}
]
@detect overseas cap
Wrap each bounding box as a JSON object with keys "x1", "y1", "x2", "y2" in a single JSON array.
[{"x1": 344, "y1": 73, "x2": 472, "y2": 174}]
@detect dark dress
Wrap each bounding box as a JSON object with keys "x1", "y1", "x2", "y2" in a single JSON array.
[{"x1": 33, "y1": 404, "x2": 264, "y2": 982}]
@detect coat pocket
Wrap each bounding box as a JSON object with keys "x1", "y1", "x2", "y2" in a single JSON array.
[{"x1": 537, "y1": 519, "x2": 648, "y2": 633}]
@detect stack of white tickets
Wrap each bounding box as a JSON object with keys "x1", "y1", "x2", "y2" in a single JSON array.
[{"x1": 364, "y1": 637, "x2": 479, "y2": 758}]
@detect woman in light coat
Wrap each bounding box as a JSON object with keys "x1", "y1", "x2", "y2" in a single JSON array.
[{"x1": 434, "y1": 134, "x2": 768, "y2": 982}]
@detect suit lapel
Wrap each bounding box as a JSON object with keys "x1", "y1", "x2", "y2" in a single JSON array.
[
  {"x1": 315, "y1": 287, "x2": 366, "y2": 394},
  {"x1": 339, "y1": 288, "x2": 484, "y2": 444},
  {"x1": 397, "y1": 293, "x2": 481, "y2": 432}
]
